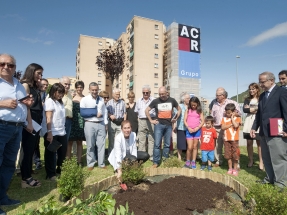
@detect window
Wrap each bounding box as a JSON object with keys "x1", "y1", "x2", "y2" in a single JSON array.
[
  {"x1": 155, "y1": 24, "x2": 159, "y2": 30},
  {"x1": 154, "y1": 53, "x2": 158, "y2": 59},
  {"x1": 154, "y1": 44, "x2": 158, "y2": 49},
  {"x1": 106, "y1": 41, "x2": 110, "y2": 46},
  {"x1": 154, "y1": 83, "x2": 158, "y2": 88},
  {"x1": 98, "y1": 49, "x2": 103, "y2": 53},
  {"x1": 154, "y1": 73, "x2": 158, "y2": 78},
  {"x1": 154, "y1": 93, "x2": 159, "y2": 97},
  {"x1": 98, "y1": 73, "x2": 102, "y2": 77},
  {"x1": 154, "y1": 34, "x2": 159, "y2": 39},
  {"x1": 98, "y1": 41, "x2": 102, "y2": 46},
  {"x1": 154, "y1": 63, "x2": 158, "y2": 68},
  {"x1": 98, "y1": 81, "x2": 101, "y2": 85}
]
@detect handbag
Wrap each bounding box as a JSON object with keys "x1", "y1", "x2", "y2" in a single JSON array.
[
  {"x1": 47, "y1": 139, "x2": 62, "y2": 152},
  {"x1": 80, "y1": 96, "x2": 100, "y2": 118}
]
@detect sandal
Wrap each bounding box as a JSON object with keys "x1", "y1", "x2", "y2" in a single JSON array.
[{"x1": 21, "y1": 177, "x2": 41, "y2": 188}]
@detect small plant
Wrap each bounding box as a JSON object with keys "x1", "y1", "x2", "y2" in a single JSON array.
[
  {"x1": 57, "y1": 156, "x2": 89, "y2": 200},
  {"x1": 121, "y1": 159, "x2": 146, "y2": 185},
  {"x1": 162, "y1": 156, "x2": 183, "y2": 168},
  {"x1": 246, "y1": 184, "x2": 287, "y2": 215},
  {"x1": 116, "y1": 202, "x2": 134, "y2": 215}
]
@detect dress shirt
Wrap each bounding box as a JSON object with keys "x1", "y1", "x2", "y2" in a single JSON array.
[
  {"x1": 0, "y1": 77, "x2": 27, "y2": 122},
  {"x1": 106, "y1": 99, "x2": 126, "y2": 119},
  {"x1": 134, "y1": 96, "x2": 155, "y2": 118},
  {"x1": 266, "y1": 84, "x2": 276, "y2": 97},
  {"x1": 80, "y1": 94, "x2": 105, "y2": 122},
  {"x1": 63, "y1": 92, "x2": 73, "y2": 118},
  {"x1": 211, "y1": 98, "x2": 242, "y2": 127}
]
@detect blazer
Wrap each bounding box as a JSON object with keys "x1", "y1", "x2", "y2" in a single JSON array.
[
  {"x1": 108, "y1": 131, "x2": 137, "y2": 170},
  {"x1": 252, "y1": 85, "x2": 287, "y2": 137}
]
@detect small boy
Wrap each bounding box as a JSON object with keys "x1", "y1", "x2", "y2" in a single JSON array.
[
  {"x1": 221, "y1": 103, "x2": 241, "y2": 176},
  {"x1": 200, "y1": 116, "x2": 217, "y2": 171}
]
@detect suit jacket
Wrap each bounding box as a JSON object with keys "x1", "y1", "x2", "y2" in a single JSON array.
[
  {"x1": 108, "y1": 131, "x2": 137, "y2": 170},
  {"x1": 252, "y1": 85, "x2": 287, "y2": 136}
]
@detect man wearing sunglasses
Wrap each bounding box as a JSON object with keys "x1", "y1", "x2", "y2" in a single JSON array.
[
  {"x1": 0, "y1": 54, "x2": 34, "y2": 214},
  {"x1": 134, "y1": 85, "x2": 156, "y2": 161}
]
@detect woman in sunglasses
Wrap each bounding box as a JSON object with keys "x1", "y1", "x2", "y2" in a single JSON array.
[{"x1": 20, "y1": 63, "x2": 43, "y2": 188}]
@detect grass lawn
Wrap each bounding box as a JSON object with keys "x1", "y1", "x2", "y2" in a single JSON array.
[{"x1": 5, "y1": 139, "x2": 265, "y2": 214}]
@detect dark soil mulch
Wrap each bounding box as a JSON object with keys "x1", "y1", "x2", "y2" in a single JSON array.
[{"x1": 113, "y1": 176, "x2": 234, "y2": 214}]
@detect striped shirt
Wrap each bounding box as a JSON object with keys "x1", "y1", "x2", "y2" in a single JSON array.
[
  {"x1": 134, "y1": 96, "x2": 156, "y2": 118},
  {"x1": 211, "y1": 99, "x2": 241, "y2": 127},
  {"x1": 106, "y1": 99, "x2": 126, "y2": 119}
]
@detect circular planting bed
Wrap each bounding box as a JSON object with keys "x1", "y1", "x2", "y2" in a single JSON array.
[{"x1": 67, "y1": 168, "x2": 248, "y2": 214}]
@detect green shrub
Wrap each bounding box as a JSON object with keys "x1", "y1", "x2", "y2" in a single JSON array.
[
  {"x1": 121, "y1": 159, "x2": 146, "y2": 185},
  {"x1": 162, "y1": 156, "x2": 182, "y2": 168},
  {"x1": 246, "y1": 184, "x2": 287, "y2": 215},
  {"x1": 57, "y1": 156, "x2": 89, "y2": 199},
  {"x1": 116, "y1": 202, "x2": 134, "y2": 215}
]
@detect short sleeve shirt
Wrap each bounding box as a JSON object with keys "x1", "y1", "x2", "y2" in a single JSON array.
[
  {"x1": 200, "y1": 127, "x2": 217, "y2": 151},
  {"x1": 44, "y1": 98, "x2": 66, "y2": 136},
  {"x1": 221, "y1": 117, "x2": 241, "y2": 141},
  {"x1": 149, "y1": 97, "x2": 178, "y2": 125}
]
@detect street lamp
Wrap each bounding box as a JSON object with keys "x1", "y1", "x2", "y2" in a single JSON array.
[{"x1": 236, "y1": 56, "x2": 240, "y2": 103}]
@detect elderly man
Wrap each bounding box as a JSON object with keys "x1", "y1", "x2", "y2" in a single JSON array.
[
  {"x1": 106, "y1": 89, "x2": 126, "y2": 154},
  {"x1": 0, "y1": 54, "x2": 33, "y2": 214},
  {"x1": 251, "y1": 72, "x2": 287, "y2": 188},
  {"x1": 145, "y1": 86, "x2": 181, "y2": 167},
  {"x1": 80, "y1": 82, "x2": 107, "y2": 170},
  {"x1": 57, "y1": 76, "x2": 73, "y2": 173},
  {"x1": 134, "y1": 85, "x2": 155, "y2": 161},
  {"x1": 211, "y1": 87, "x2": 241, "y2": 166}
]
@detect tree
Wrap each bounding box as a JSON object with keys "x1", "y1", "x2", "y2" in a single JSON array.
[{"x1": 96, "y1": 39, "x2": 125, "y2": 85}]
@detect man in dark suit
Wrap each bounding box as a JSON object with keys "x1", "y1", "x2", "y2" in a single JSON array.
[
  {"x1": 251, "y1": 71, "x2": 287, "y2": 188},
  {"x1": 278, "y1": 70, "x2": 287, "y2": 88}
]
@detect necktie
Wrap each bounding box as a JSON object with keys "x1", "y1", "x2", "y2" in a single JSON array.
[{"x1": 265, "y1": 91, "x2": 269, "y2": 99}]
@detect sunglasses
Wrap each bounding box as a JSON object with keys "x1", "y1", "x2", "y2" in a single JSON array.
[
  {"x1": 0, "y1": 63, "x2": 15, "y2": 69},
  {"x1": 104, "y1": 97, "x2": 109, "y2": 99},
  {"x1": 142, "y1": 92, "x2": 149, "y2": 95}
]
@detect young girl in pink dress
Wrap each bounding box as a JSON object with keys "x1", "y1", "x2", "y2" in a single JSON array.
[{"x1": 184, "y1": 97, "x2": 204, "y2": 169}]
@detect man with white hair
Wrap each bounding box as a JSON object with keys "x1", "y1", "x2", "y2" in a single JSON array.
[
  {"x1": 106, "y1": 88, "x2": 126, "y2": 154},
  {"x1": 0, "y1": 54, "x2": 33, "y2": 214},
  {"x1": 134, "y1": 85, "x2": 155, "y2": 161},
  {"x1": 58, "y1": 76, "x2": 73, "y2": 173},
  {"x1": 211, "y1": 87, "x2": 241, "y2": 166}
]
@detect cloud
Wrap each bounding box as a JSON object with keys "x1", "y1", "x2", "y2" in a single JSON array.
[
  {"x1": 245, "y1": 21, "x2": 287, "y2": 46},
  {"x1": 19, "y1": 37, "x2": 54, "y2": 45},
  {"x1": 19, "y1": 37, "x2": 42, "y2": 44},
  {"x1": 38, "y1": 28, "x2": 54, "y2": 35},
  {"x1": 43, "y1": 41, "x2": 54, "y2": 45}
]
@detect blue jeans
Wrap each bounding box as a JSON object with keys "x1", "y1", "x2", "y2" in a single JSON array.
[
  {"x1": 201, "y1": 150, "x2": 215, "y2": 163},
  {"x1": 0, "y1": 124, "x2": 22, "y2": 202},
  {"x1": 153, "y1": 123, "x2": 172, "y2": 165},
  {"x1": 65, "y1": 118, "x2": 72, "y2": 141}
]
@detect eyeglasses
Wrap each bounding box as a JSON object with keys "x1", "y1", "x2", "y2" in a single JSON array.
[
  {"x1": 258, "y1": 80, "x2": 269, "y2": 84},
  {"x1": 216, "y1": 94, "x2": 223, "y2": 97},
  {"x1": 142, "y1": 92, "x2": 149, "y2": 95},
  {"x1": 104, "y1": 97, "x2": 109, "y2": 99},
  {"x1": 0, "y1": 63, "x2": 15, "y2": 68}
]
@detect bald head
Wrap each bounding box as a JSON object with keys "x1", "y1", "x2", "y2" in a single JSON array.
[{"x1": 159, "y1": 86, "x2": 168, "y2": 101}]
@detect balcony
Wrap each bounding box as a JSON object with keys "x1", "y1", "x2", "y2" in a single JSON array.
[{"x1": 129, "y1": 75, "x2": 133, "y2": 82}]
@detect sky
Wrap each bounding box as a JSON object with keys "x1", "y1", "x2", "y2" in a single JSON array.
[{"x1": 1, "y1": 0, "x2": 287, "y2": 101}]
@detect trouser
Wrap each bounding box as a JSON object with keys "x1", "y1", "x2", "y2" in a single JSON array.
[
  {"x1": 153, "y1": 123, "x2": 172, "y2": 165},
  {"x1": 124, "y1": 151, "x2": 150, "y2": 164},
  {"x1": 137, "y1": 119, "x2": 154, "y2": 160},
  {"x1": 33, "y1": 135, "x2": 41, "y2": 165},
  {"x1": 44, "y1": 134, "x2": 67, "y2": 178},
  {"x1": 260, "y1": 136, "x2": 287, "y2": 188},
  {"x1": 0, "y1": 124, "x2": 22, "y2": 202},
  {"x1": 84, "y1": 121, "x2": 106, "y2": 167},
  {"x1": 108, "y1": 121, "x2": 121, "y2": 155},
  {"x1": 56, "y1": 133, "x2": 68, "y2": 173},
  {"x1": 214, "y1": 127, "x2": 224, "y2": 165}
]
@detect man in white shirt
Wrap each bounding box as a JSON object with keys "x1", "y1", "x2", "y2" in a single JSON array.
[
  {"x1": 80, "y1": 82, "x2": 107, "y2": 170},
  {"x1": 134, "y1": 85, "x2": 155, "y2": 161}
]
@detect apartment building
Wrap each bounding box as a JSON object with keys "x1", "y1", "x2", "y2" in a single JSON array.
[{"x1": 76, "y1": 35, "x2": 116, "y2": 95}]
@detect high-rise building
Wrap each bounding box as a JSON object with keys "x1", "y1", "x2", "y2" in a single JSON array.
[{"x1": 76, "y1": 35, "x2": 116, "y2": 95}]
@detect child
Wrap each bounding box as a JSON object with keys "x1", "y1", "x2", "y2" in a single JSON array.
[
  {"x1": 200, "y1": 116, "x2": 217, "y2": 171},
  {"x1": 221, "y1": 103, "x2": 241, "y2": 176},
  {"x1": 184, "y1": 97, "x2": 204, "y2": 169}
]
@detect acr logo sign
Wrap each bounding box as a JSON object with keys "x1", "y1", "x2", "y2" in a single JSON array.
[{"x1": 178, "y1": 24, "x2": 201, "y2": 53}]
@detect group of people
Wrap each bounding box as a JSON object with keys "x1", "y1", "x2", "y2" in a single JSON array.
[{"x1": 0, "y1": 52, "x2": 286, "y2": 214}]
